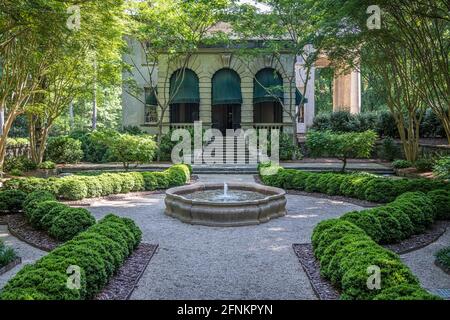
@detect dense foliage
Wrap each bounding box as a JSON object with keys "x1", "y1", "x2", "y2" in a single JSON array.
[
  {"x1": 0, "y1": 214, "x2": 142, "y2": 300},
  {"x1": 258, "y1": 163, "x2": 449, "y2": 204},
  {"x1": 3, "y1": 165, "x2": 191, "y2": 201},
  {"x1": 108, "y1": 134, "x2": 157, "y2": 169},
  {"x1": 0, "y1": 190, "x2": 27, "y2": 212},
  {"x1": 45, "y1": 137, "x2": 84, "y2": 164},
  {"x1": 433, "y1": 156, "x2": 450, "y2": 179},
  {"x1": 22, "y1": 191, "x2": 95, "y2": 241},
  {"x1": 312, "y1": 110, "x2": 447, "y2": 139}
]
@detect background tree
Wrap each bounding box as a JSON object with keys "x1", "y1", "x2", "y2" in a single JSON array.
[
  {"x1": 231, "y1": 0, "x2": 323, "y2": 149},
  {"x1": 313, "y1": 0, "x2": 446, "y2": 161},
  {"x1": 125, "y1": 0, "x2": 229, "y2": 160},
  {"x1": 24, "y1": 0, "x2": 126, "y2": 164},
  {"x1": 0, "y1": 0, "x2": 69, "y2": 170}
]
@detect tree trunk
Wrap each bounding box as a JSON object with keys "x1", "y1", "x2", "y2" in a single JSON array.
[
  {"x1": 156, "y1": 107, "x2": 166, "y2": 162},
  {"x1": 341, "y1": 157, "x2": 347, "y2": 173},
  {"x1": 69, "y1": 101, "x2": 74, "y2": 130},
  {"x1": 0, "y1": 108, "x2": 4, "y2": 136},
  {"x1": 291, "y1": 115, "x2": 298, "y2": 160},
  {"x1": 92, "y1": 85, "x2": 97, "y2": 130}
]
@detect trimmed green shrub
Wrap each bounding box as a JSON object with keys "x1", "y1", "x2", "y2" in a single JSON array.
[
  {"x1": 4, "y1": 156, "x2": 37, "y2": 173},
  {"x1": 311, "y1": 219, "x2": 340, "y2": 250},
  {"x1": 325, "y1": 175, "x2": 346, "y2": 195},
  {"x1": 340, "y1": 256, "x2": 418, "y2": 300},
  {"x1": 392, "y1": 160, "x2": 412, "y2": 169},
  {"x1": 0, "y1": 215, "x2": 141, "y2": 300},
  {"x1": 0, "y1": 190, "x2": 27, "y2": 212},
  {"x1": 427, "y1": 190, "x2": 450, "y2": 220},
  {"x1": 314, "y1": 220, "x2": 367, "y2": 259},
  {"x1": 45, "y1": 136, "x2": 83, "y2": 164},
  {"x1": 40, "y1": 203, "x2": 69, "y2": 231},
  {"x1": 373, "y1": 284, "x2": 441, "y2": 300},
  {"x1": 48, "y1": 208, "x2": 96, "y2": 241},
  {"x1": 28, "y1": 201, "x2": 61, "y2": 229},
  {"x1": 367, "y1": 208, "x2": 403, "y2": 244},
  {"x1": 383, "y1": 205, "x2": 415, "y2": 239},
  {"x1": 57, "y1": 179, "x2": 88, "y2": 201},
  {"x1": 23, "y1": 191, "x2": 56, "y2": 219},
  {"x1": 395, "y1": 192, "x2": 436, "y2": 227},
  {"x1": 319, "y1": 233, "x2": 373, "y2": 280},
  {"x1": 414, "y1": 157, "x2": 435, "y2": 173},
  {"x1": 340, "y1": 211, "x2": 383, "y2": 243},
  {"x1": 0, "y1": 265, "x2": 82, "y2": 300},
  {"x1": 38, "y1": 161, "x2": 56, "y2": 170},
  {"x1": 305, "y1": 174, "x2": 324, "y2": 193},
  {"x1": 364, "y1": 179, "x2": 397, "y2": 203},
  {"x1": 327, "y1": 240, "x2": 391, "y2": 288}
]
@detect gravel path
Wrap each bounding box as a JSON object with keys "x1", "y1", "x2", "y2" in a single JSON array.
[
  {"x1": 85, "y1": 174, "x2": 362, "y2": 300},
  {"x1": 401, "y1": 227, "x2": 450, "y2": 295},
  {"x1": 0, "y1": 225, "x2": 46, "y2": 288}
]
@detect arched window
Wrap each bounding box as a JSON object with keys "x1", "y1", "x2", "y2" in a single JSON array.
[
  {"x1": 253, "y1": 68, "x2": 284, "y2": 123},
  {"x1": 169, "y1": 69, "x2": 200, "y2": 123},
  {"x1": 211, "y1": 68, "x2": 242, "y2": 133}
]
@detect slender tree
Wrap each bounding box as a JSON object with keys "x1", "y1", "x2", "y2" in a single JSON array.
[{"x1": 124, "y1": 0, "x2": 229, "y2": 160}]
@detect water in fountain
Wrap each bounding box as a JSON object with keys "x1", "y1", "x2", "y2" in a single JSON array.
[
  {"x1": 224, "y1": 183, "x2": 228, "y2": 198},
  {"x1": 183, "y1": 183, "x2": 266, "y2": 202}
]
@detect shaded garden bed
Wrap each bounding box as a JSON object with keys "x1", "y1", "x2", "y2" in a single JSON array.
[
  {"x1": 6, "y1": 214, "x2": 62, "y2": 252},
  {"x1": 293, "y1": 243, "x2": 339, "y2": 300}
]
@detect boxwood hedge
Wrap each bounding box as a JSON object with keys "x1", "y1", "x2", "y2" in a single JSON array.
[
  {"x1": 258, "y1": 164, "x2": 449, "y2": 204},
  {"x1": 23, "y1": 191, "x2": 95, "y2": 241},
  {"x1": 260, "y1": 164, "x2": 445, "y2": 300},
  {"x1": 0, "y1": 214, "x2": 142, "y2": 300},
  {"x1": 2, "y1": 164, "x2": 191, "y2": 201}
]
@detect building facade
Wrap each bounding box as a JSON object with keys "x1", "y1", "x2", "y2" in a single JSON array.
[{"x1": 122, "y1": 38, "x2": 361, "y2": 136}]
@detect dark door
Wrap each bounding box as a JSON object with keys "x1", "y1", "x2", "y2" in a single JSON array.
[{"x1": 212, "y1": 104, "x2": 241, "y2": 134}]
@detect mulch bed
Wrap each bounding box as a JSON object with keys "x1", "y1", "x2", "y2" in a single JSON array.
[
  {"x1": 384, "y1": 221, "x2": 450, "y2": 255},
  {"x1": 6, "y1": 214, "x2": 62, "y2": 252},
  {"x1": 292, "y1": 244, "x2": 340, "y2": 300},
  {"x1": 95, "y1": 243, "x2": 158, "y2": 300},
  {"x1": 0, "y1": 257, "x2": 22, "y2": 276}
]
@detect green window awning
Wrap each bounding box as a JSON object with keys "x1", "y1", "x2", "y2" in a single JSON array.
[
  {"x1": 170, "y1": 69, "x2": 200, "y2": 104},
  {"x1": 145, "y1": 87, "x2": 158, "y2": 105},
  {"x1": 212, "y1": 69, "x2": 242, "y2": 105},
  {"x1": 254, "y1": 68, "x2": 284, "y2": 104},
  {"x1": 295, "y1": 89, "x2": 308, "y2": 105}
]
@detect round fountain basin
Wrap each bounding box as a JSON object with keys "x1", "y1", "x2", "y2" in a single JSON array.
[{"x1": 165, "y1": 183, "x2": 287, "y2": 227}]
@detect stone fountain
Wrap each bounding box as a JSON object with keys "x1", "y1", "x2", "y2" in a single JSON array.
[{"x1": 165, "y1": 182, "x2": 286, "y2": 227}]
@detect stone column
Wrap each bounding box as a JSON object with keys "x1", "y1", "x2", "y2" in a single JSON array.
[{"x1": 333, "y1": 68, "x2": 361, "y2": 114}]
